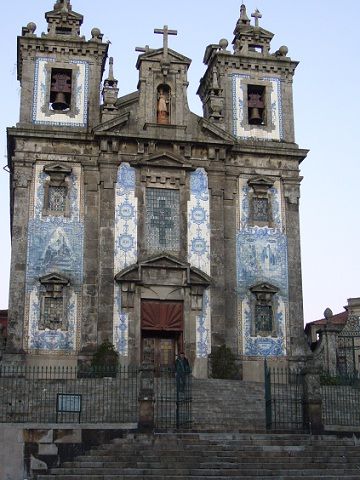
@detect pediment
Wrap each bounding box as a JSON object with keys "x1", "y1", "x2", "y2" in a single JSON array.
[
  {"x1": 43, "y1": 163, "x2": 72, "y2": 176},
  {"x1": 93, "y1": 112, "x2": 130, "y2": 133},
  {"x1": 39, "y1": 272, "x2": 70, "y2": 285},
  {"x1": 115, "y1": 254, "x2": 211, "y2": 287},
  {"x1": 136, "y1": 48, "x2": 191, "y2": 67},
  {"x1": 134, "y1": 152, "x2": 194, "y2": 171},
  {"x1": 250, "y1": 282, "x2": 279, "y2": 295},
  {"x1": 248, "y1": 176, "x2": 274, "y2": 191}
]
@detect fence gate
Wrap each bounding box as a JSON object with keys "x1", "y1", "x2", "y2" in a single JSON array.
[
  {"x1": 155, "y1": 368, "x2": 192, "y2": 429},
  {"x1": 265, "y1": 361, "x2": 305, "y2": 432}
]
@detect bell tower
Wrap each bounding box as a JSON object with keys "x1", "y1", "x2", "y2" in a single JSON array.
[
  {"x1": 198, "y1": 4, "x2": 309, "y2": 364},
  {"x1": 198, "y1": 4, "x2": 297, "y2": 142},
  {"x1": 17, "y1": 0, "x2": 108, "y2": 129}
]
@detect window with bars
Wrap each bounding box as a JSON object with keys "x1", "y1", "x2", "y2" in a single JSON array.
[
  {"x1": 252, "y1": 197, "x2": 269, "y2": 223},
  {"x1": 40, "y1": 296, "x2": 64, "y2": 330},
  {"x1": 255, "y1": 305, "x2": 273, "y2": 335},
  {"x1": 145, "y1": 188, "x2": 180, "y2": 252},
  {"x1": 43, "y1": 164, "x2": 72, "y2": 217},
  {"x1": 48, "y1": 186, "x2": 67, "y2": 212},
  {"x1": 250, "y1": 283, "x2": 278, "y2": 337}
]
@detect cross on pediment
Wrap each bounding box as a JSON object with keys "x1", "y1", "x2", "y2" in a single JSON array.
[
  {"x1": 150, "y1": 199, "x2": 174, "y2": 246},
  {"x1": 154, "y1": 25, "x2": 177, "y2": 57},
  {"x1": 251, "y1": 9, "x2": 262, "y2": 27}
]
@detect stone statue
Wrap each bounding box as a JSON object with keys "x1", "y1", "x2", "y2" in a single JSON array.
[{"x1": 157, "y1": 89, "x2": 169, "y2": 124}]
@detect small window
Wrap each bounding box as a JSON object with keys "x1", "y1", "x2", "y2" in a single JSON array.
[
  {"x1": 39, "y1": 273, "x2": 69, "y2": 331},
  {"x1": 250, "y1": 283, "x2": 278, "y2": 337},
  {"x1": 249, "y1": 45, "x2": 263, "y2": 54},
  {"x1": 252, "y1": 197, "x2": 269, "y2": 223},
  {"x1": 248, "y1": 84, "x2": 265, "y2": 125},
  {"x1": 255, "y1": 305, "x2": 273, "y2": 334},
  {"x1": 48, "y1": 185, "x2": 67, "y2": 212},
  {"x1": 50, "y1": 68, "x2": 72, "y2": 111},
  {"x1": 248, "y1": 177, "x2": 274, "y2": 227},
  {"x1": 43, "y1": 164, "x2": 72, "y2": 217},
  {"x1": 41, "y1": 297, "x2": 64, "y2": 330}
]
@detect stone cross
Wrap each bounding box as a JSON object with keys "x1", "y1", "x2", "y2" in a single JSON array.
[
  {"x1": 135, "y1": 45, "x2": 152, "y2": 53},
  {"x1": 251, "y1": 9, "x2": 262, "y2": 27},
  {"x1": 154, "y1": 25, "x2": 177, "y2": 57}
]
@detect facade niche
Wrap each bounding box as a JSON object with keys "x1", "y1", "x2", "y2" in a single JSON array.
[
  {"x1": 250, "y1": 283, "x2": 279, "y2": 337},
  {"x1": 157, "y1": 84, "x2": 171, "y2": 124}
]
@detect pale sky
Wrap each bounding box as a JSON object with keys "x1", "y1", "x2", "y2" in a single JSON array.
[{"x1": 0, "y1": 0, "x2": 359, "y2": 325}]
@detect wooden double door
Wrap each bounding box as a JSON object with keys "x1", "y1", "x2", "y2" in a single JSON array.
[{"x1": 141, "y1": 300, "x2": 183, "y2": 369}]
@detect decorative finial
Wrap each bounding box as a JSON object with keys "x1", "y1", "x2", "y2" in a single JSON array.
[
  {"x1": 251, "y1": 8, "x2": 262, "y2": 27},
  {"x1": 324, "y1": 308, "x2": 333, "y2": 321},
  {"x1": 108, "y1": 57, "x2": 115, "y2": 82},
  {"x1": 239, "y1": 4, "x2": 250, "y2": 25}
]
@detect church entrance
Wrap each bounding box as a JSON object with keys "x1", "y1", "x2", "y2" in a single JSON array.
[{"x1": 141, "y1": 300, "x2": 183, "y2": 369}]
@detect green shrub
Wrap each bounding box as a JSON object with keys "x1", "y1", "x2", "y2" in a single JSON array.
[
  {"x1": 91, "y1": 340, "x2": 119, "y2": 376},
  {"x1": 210, "y1": 345, "x2": 238, "y2": 379}
]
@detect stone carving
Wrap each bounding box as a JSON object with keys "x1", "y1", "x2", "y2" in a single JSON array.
[{"x1": 157, "y1": 88, "x2": 170, "y2": 124}]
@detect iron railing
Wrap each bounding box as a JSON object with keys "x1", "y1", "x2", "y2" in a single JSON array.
[
  {"x1": 321, "y1": 374, "x2": 360, "y2": 427},
  {"x1": 155, "y1": 367, "x2": 192, "y2": 429},
  {"x1": 0, "y1": 365, "x2": 138, "y2": 424},
  {"x1": 265, "y1": 362, "x2": 305, "y2": 432}
]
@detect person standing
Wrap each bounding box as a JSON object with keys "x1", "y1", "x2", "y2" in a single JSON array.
[{"x1": 175, "y1": 352, "x2": 190, "y2": 393}]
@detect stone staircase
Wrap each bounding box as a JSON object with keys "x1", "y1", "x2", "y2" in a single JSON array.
[
  {"x1": 37, "y1": 432, "x2": 360, "y2": 479},
  {"x1": 192, "y1": 379, "x2": 265, "y2": 431}
]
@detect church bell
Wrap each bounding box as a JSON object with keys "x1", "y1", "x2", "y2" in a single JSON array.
[
  {"x1": 248, "y1": 93, "x2": 264, "y2": 125},
  {"x1": 50, "y1": 71, "x2": 72, "y2": 111}
]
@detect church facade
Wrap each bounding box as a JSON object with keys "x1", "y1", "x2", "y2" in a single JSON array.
[{"x1": 6, "y1": 1, "x2": 308, "y2": 376}]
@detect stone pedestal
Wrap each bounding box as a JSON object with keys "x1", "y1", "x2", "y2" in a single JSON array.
[
  {"x1": 303, "y1": 366, "x2": 324, "y2": 434},
  {"x1": 138, "y1": 362, "x2": 155, "y2": 431}
]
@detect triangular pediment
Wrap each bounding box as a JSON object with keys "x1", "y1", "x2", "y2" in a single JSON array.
[
  {"x1": 134, "y1": 152, "x2": 193, "y2": 170},
  {"x1": 43, "y1": 163, "x2": 72, "y2": 176},
  {"x1": 39, "y1": 272, "x2": 70, "y2": 285},
  {"x1": 248, "y1": 176, "x2": 274, "y2": 190},
  {"x1": 250, "y1": 282, "x2": 279, "y2": 295},
  {"x1": 136, "y1": 48, "x2": 191, "y2": 68},
  {"x1": 115, "y1": 254, "x2": 211, "y2": 287}
]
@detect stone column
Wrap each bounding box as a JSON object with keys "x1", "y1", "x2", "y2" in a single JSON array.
[
  {"x1": 208, "y1": 171, "x2": 225, "y2": 347},
  {"x1": 6, "y1": 163, "x2": 32, "y2": 358},
  {"x1": 80, "y1": 166, "x2": 100, "y2": 356},
  {"x1": 283, "y1": 180, "x2": 308, "y2": 358},
  {"x1": 302, "y1": 365, "x2": 324, "y2": 434},
  {"x1": 223, "y1": 175, "x2": 238, "y2": 353},
  {"x1": 98, "y1": 161, "x2": 117, "y2": 344}
]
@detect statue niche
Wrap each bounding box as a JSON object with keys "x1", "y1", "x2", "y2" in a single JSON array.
[{"x1": 157, "y1": 84, "x2": 171, "y2": 125}]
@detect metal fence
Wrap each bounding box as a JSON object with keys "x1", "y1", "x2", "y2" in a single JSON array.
[
  {"x1": 321, "y1": 375, "x2": 360, "y2": 427},
  {"x1": 265, "y1": 362, "x2": 305, "y2": 432},
  {"x1": 155, "y1": 367, "x2": 192, "y2": 429},
  {"x1": 0, "y1": 365, "x2": 138, "y2": 424}
]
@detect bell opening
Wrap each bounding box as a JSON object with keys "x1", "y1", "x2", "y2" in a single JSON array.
[
  {"x1": 50, "y1": 68, "x2": 72, "y2": 111},
  {"x1": 248, "y1": 84, "x2": 265, "y2": 125}
]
